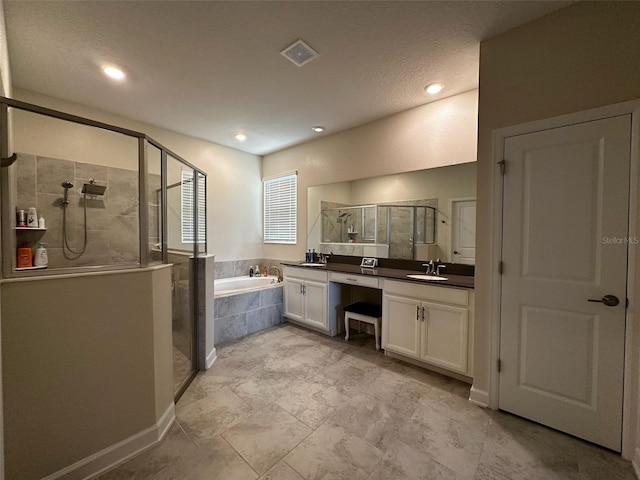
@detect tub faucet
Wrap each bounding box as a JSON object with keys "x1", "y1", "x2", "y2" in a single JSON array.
[{"x1": 269, "y1": 265, "x2": 283, "y2": 283}]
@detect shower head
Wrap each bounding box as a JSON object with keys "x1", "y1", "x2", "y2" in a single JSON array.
[
  {"x1": 338, "y1": 212, "x2": 351, "y2": 219},
  {"x1": 61, "y1": 181, "x2": 74, "y2": 189},
  {"x1": 82, "y1": 182, "x2": 106, "y2": 196}
]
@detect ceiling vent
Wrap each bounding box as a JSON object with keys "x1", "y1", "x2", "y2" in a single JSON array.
[{"x1": 280, "y1": 39, "x2": 318, "y2": 67}]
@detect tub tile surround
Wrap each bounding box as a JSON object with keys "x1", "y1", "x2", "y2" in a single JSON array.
[
  {"x1": 100, "y1": 323, "x2": 637, "y2": 480},
  {"x1": 13, "y1": 153, "x2": 141, "y2": 269},
  {"x1": 214, "y1": 285, "x2": 284, "y2": 345},
  {"x1": 214, "y1": 258, "x2": 285, "y2": 280}
]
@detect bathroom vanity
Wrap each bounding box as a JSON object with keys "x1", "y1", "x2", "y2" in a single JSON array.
[{"x1": 282, "y1": 260, "x2": 474, "y2": 380}]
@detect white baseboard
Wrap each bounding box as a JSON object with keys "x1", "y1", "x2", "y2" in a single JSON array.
[
  {"x1": 205, "y1": 347, "x2": 217, "y2": 369},
  {"x1": 42, "y1": 402, "x2": 175, "y2": 480},
  {"x1": 633, "y1": 446, "x2": 640, "y2": 480},
  {"x1": 469, "y1": 385, "x2": 490, "y2": 408}
]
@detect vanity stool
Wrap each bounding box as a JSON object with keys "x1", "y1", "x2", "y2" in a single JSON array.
[{"x1": 344, "y1": 302, "x2": 383, "y2": 350}]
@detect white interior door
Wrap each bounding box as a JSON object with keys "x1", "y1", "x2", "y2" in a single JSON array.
[
  {"x1": 499, "y1": 115, "x2": 631, "y2": 452},
  {"x1": 451, "y1": 199, "x2": 476, "y2": 265}
]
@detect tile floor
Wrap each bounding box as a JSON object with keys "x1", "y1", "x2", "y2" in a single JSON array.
[{"x1": 100, "y1": 323, "x2": 638, "y2": 480}]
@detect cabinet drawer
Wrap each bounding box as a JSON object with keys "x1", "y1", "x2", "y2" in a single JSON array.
[
  {"x1": 283, "y1": 266, "x2": 328, "y2": 283},
  {"x1": 329, "y1": 271, "x2": 380, "y2": 289},
  {"x1": 382, "y1": 279, "x2": 468, "y2": 306}
]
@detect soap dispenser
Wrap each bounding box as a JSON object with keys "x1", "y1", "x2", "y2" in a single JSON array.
[{"x1": 34, "y1": 243, "x2": 48, "y2": 267}]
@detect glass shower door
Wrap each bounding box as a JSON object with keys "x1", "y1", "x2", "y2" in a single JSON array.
[{"x1": 166, "y1": 155, "x2": 198, "y2": 398}]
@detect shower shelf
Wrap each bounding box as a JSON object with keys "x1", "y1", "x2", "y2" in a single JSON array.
[
  {"x1": 16, "y1": 265, "x2": 47, "y2": 271},
  {"x1": 15, "y1": 227, "x2": 47, "y2": 231}
]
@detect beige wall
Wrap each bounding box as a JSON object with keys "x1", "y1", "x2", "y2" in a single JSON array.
[
  {"x1": 263, "y1": 89, "x2": 478, "y2": 262},
  {"x1": 476, "y1": 0, "x2": 640, "y2": 461},
  {"x1": 12, "y1": 88, "x2": 263, "y2": 262},
  {"x1": 0, "y1": 266, "x2": 172, "y2": 479}
]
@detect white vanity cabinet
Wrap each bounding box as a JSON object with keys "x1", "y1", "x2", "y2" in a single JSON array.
[
  {"x1": 283, "y1": 266, "x2": 330, "y2": 333},
  {"x1": 382, "y1": 279, "x2": 473, "y2": 376}
]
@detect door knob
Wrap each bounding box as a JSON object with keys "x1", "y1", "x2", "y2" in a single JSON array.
[
  {"x1": 453, "y1": 250, "x2": 459, "y2": 254},
  {"x1": 587, "y1": 295, "x2": 620, "y2": 307}
]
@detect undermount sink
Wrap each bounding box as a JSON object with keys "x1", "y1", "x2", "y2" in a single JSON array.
[
  {"x1": 300, "y1": 263, "x2": 326, "y2": 267},
  {"x1": 407, "y1": 274, "x2": 448, "y2": 281}
]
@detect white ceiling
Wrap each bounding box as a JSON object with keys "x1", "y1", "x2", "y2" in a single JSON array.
[{"x1": 4, "y1": 1, "x2": 569, "y2": 156}]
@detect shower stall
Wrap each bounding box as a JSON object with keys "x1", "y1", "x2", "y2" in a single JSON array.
[
  {"x1": 0, "y1": 97, "x2": 207, "y2": 399},
  {"x1": 320, "y1": 203, "x2": 436, "y2": 260}
]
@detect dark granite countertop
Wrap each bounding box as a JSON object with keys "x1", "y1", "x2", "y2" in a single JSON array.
[{"x1": 281, "y1": 259, "x2": 474, "y2": 289}]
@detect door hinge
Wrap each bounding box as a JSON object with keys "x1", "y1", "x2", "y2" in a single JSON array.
[
  {"x1": 497, "y1": 358, "x2": 502, "y2": 373},
  {"x1": 498, "y1": 160, "x2": 506, "y2": 175},
  {"x1": 626, "y1": 298, "x2": 629, "y2": 309},
  {"x1": 498, "y1": 261, "x2": 504, "y2": 274}
]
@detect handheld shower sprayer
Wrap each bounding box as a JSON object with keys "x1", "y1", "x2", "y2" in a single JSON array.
[{"x1": 61, "y1": 181, "x2": 74, "y2": 205}]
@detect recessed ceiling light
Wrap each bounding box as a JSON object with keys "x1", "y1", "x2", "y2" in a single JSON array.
[
  {"x1": 425, "y1": 82, "x2": 444, "y2": 95},
  {"x1": 312, "y1": 126, "x2": 325, "y2": 133},
  {"x1": 103, "y1": 66, "x2": 125, "y2": 81},
  {"x1": 235, "y1": 133, "x2": 247, "y2": 141}
]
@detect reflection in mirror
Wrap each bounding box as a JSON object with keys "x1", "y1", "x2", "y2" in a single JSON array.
[{"x1": 307, "y1": 162, "x2": 476, "y2": 264}]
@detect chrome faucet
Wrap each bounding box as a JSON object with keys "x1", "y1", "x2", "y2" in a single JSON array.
[
  {"x1": 422, "y1": 260, "x2": 435, "y2": 275},
  {"x1": 269, "y1": 265, "x2": 283, "y2": 283},
  {"x1": 422, "y1": 259, "x2": 445, "y2": 276},
  {"x1": 318, "y1": 253, "x2": 330, "y2": 264}
]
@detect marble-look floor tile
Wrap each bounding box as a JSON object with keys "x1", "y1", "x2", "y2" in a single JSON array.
[
  {"x1": 232, "y1": 373, "x2": 306, "y2": 409},
  {"x1": 275, "y1": 380, "x2": 349, "y2": 429},
  {"x1": 99, "y1": 422, "x2": 196, "y2": 480},
  {"x1": 285, "y1": 422, "x2": 383, "y2": 480},
  {"x1": 311, "y1": 359, "x2": 381, "y2": 397},
  {"x1": 223, "y1": 403, "x2": 312, "y2": 474},
  {"x1": 330, "y1": 393, "x2": 414, "y2": 452},
  {"x1": 98, "y1": 323, "x2": 635, "y2": 480},
  {"x1": 153, "y1": 436, "x2": 258, "y2": 480},
  {"x1": 412, "y1": 387, "x2": 493, "y2": 434},
  {"x1": 477, "y1": 412, "x2": 581, "y2": 480},
  {"x1": 366, "y1": 439, "x2": 469, "y2": 480},
  {"x1": 575, "y1": 440, "x2": 638, "y2": 480},
  {"x1": 401, "y1": 405, "x2": 486, "y2": 478},
  {"x1": 176, "y1": 387, "x2": 254, "y2": 441},
  {"x1": 258, "y1": 460, "x2": 305, "y2": 480}
]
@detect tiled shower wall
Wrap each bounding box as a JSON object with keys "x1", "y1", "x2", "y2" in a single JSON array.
[{"x1": 14, "y1": 153, "x2": 140, "y2": 269}]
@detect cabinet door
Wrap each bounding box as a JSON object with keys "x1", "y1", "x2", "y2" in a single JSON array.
[
  {"x1": 420, "y1": 302, "x2": 468, "y2": 374},
  {"x1": 383, "y1": 294, "x2": 421, "y2": 359},
  {"x1": 284, "y1": 278, "x2": 304, "y2": 322},
  {"x1": 303, "y1": 280, "x2": 327, "y2": 330}
]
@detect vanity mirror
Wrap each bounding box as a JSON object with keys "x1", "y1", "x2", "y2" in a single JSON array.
[{"x1": 307, "y1": 162, "x2": 476, "y2": 264}]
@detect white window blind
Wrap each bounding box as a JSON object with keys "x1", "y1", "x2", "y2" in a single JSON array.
[
  {"x1": 263, "y1": 173, "x2": 297, "y2": 244},
  {"x1": 181, "y1": 170, "x2": 206, "y2": 243}
]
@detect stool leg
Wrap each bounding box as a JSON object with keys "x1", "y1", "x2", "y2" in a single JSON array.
[
  {"x1": 374, "y1": 319, "x2": 380, "y2": 351},
  {"x1": 345, "y1": 314, "x2": 350, "y2": 341}
]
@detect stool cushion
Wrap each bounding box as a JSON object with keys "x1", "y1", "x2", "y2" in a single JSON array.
[{"x1": 344, "y1": 302, "x2": 382, "y2": 318}]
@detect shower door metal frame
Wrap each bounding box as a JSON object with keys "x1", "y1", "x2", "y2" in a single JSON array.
[{"x1": 0, "y1": 97, "x2": 207, "y2": 399}]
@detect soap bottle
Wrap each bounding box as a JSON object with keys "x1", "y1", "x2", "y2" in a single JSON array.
[
  {"x1": 38, "y1": 215, "x2": 45, "y2": 229},
  {"x1": 249, "y1": 265, "x2": 254, "y2": 277},
  {"x1": 312, "y1": 249, "x2": 316, "y2": 262},
  {"x1": 17, "y1": 243, "x2": 32, "y2": 268},
  {"x1": 263, "y1": 266, "x2": 268, "y2": 277},
  {"x1": 34, "y1": 243, "x2": 48, "y2": 267},
  {"x1": 255, "y1": 265, "x2": 261, "y2": 277}
]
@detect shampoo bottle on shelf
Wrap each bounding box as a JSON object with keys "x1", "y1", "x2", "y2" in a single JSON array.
[
  {"x1": 17, "y1": 243, "x2": 32, "y2": 268},
  {"x1": 249, "y1": 265, "x2": 254, "y2": 277},
  {"x1": 34, "y1": 243, "x2": 48, "y2": 267}
]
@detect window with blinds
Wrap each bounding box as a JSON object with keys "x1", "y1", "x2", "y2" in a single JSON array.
[
  {"x1": 181, "y1": 169, "x2": 206, "y2": 243},
  {"x1": 263, "y1": 173, "x2": 297, "y2": 244}
]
